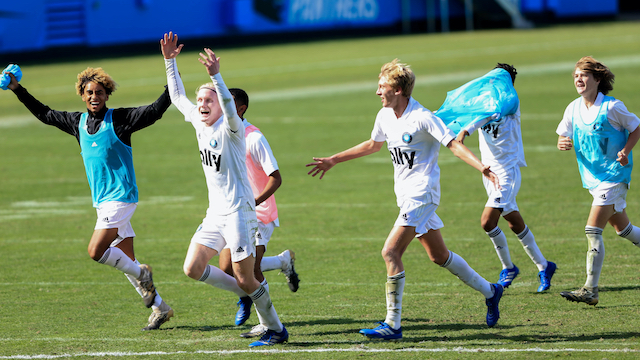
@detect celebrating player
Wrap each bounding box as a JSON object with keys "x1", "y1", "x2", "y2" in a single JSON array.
[
  {"x1": 1, "y1": 64, "x2": 173, "y2": 330},
  {"x1": 161, "y1": 32, "x2": 288, "y2": 346},
  {"x1": 556, "y1": 56, "x2": 640, "y2": 305},
  {"x1": 306, "y1": 59, "x2": 504, "y2": 340},
  {"x1": 448, "y1": 64, "x2": 556, "y2": 292}
]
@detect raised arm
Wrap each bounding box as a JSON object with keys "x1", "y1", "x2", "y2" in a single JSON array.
[
  {"x1": 162, "y1": 32, "x2": 195, "y2": 116},
  {"x1": 306, "y1": 139, "x2": 384, "y2": 179},
  {"x1": 198, "y1": 48, "x2": 242, "y2": 132}
]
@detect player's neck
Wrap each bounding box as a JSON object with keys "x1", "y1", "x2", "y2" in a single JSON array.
[{"x1": 393, "y1": 97, "x2": 409, "y2": 118}]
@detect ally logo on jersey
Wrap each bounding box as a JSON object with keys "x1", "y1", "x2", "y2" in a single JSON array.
[{"x1": 390, "y1": 132, "x2": 416, "y2": 169}]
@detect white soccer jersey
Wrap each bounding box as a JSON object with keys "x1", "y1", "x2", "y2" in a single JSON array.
[
  {"x1": 462, "y1": 107, "x2": 526, "y2": 175},
  {"x1": 244, "y1": 119, "x2": 280, "y2": 226},
  {"x1": 371, "y1": 97, "x2": 455, "y2": 206},
  {"x1": 556, "y1": 92, "x2": 640, "y2": 138},
  {"x1": 165, "y1": 58, "x2": 253, "y2": 215}
]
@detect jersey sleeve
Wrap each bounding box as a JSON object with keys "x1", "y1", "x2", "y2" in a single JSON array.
[
  {"x1": 427, "y1": 111, "x2": 455, "y2": 146},
  {"x1": 608, "y1": 99, "x2": 640, "y2": 133},
  {"x1": 556, "y1": 102, "x2": 574, "y2": 137},
  {"x1": 165, "y1": 58, "x2": 197, "y2": 122},
  {"x1": 371, "y1": 110, "x2": 387, "y2": 142},
  {"x1": 247, "y1": 131, "x2": 279, "y2": 176},
  {"x1": 210, "y1": 73, "x2": 243, "y2": 134}
]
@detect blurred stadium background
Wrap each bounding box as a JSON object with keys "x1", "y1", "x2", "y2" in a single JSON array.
[{"x1": 1, "y1": 0, "x2": 638, "y2": 61}]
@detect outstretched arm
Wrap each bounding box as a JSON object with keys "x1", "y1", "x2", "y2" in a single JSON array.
[
  {"x1": 617, "y1": 127, "x2": 640, "y2": 166},
  {"x1": 162, "y1": 32, "x2": 195, "y2": 117},
  {"x1": 306, "y1": 139, "x2": 384, "y2": 179},
  {"x1": 447, "y1": 139, "x2": 500, "y2": 188}
]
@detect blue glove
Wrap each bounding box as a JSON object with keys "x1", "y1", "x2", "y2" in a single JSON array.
[{"x1": 1, "y1": 64, "x2": 22, "y2": 90}]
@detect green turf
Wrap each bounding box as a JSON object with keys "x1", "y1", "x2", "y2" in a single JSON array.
[{"x1": 2, "y1": 21, "x2": 640, "y2": 359}]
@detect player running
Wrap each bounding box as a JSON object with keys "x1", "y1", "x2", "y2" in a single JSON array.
[
  {"x1": 161, "y1": 32, "x2": 288, "y2": 346},
  {"x1": 306, "y1": 59, "x2": 504, "y2": 339}
]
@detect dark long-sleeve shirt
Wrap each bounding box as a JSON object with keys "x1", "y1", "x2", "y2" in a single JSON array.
[{"x1": 12, "y1": 84, "x2": 172, "y2": 146}]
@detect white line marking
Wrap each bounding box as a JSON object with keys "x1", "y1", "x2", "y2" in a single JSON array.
[{"x1": 1, "y1": 347, "x2": 639, "y2": 358}]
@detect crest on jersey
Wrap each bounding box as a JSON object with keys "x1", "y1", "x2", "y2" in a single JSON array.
[
  {"x1": 210, "y1": 139, "x2": 218, "y2": 148},
  {"x1": 402, "y1": 133, "x2": 412, "y2": 144}
]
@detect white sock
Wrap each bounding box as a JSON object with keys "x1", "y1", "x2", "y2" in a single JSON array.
[
  {"x1": 585, "y1": 226, "x2": 604, "y2": 289},
  {"x1": 98, "y1": 247, "x2": 141, "y2": 278},
  {"x1": 487, "y1": 226, "x2": 513, "y2": 269},
  {"x1": 261, "y1": 256, "x2": 282, "y2": 272},
  {"x1": 384, "y1": 272, "x2": 405, "y2": 330},
  {"x1": 617, "y1": 223, "x2": 640, "y2": 248},
  {"x1": 198, "y1": 265, "x2": 247, "y2": 298},
  {"x1": 442, "y1": 251, "x2": 494, "y2": 299},
  {"x1": 250, "y1": 285, "x2": 283, "y2": 332},
  {"x1": 261, "y1": 279, "x2": 270, "y2": 293},
  {"x1": 517, "y1": 225, "x2": 547, "y2": 271},
  {"x1": 125, "y1": 259, "x2": 163, "y2": 309}
]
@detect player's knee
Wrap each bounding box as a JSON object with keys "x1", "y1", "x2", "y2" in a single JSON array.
[
  {"x1": 429, "y1": 252, "x2": 449, "y2": 266},
  {"x1": 87, "y1": 245, "x2": 104, "y2": 262},
  {"x1": 183, "y1": 263, "x2": 200, "y2": 280}
]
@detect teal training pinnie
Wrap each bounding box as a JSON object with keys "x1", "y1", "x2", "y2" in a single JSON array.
[{"x1": 435, "y1": 68, "x2": 519, "y2": 135}]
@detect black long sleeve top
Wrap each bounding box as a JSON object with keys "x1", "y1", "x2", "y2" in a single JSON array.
[{"x1": 11, "y1": 84, "x2": 172, "y2": 146}]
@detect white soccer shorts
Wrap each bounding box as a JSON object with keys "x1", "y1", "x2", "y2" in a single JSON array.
[
  {"x1": 191, "y1": 201, "x2": 259, "y2": 262},
  {"x1": 394, "y1": 199, "x2": 443, "y2": 236},
  {"x1": 589, "y1": 182, "x2": 628, "y2": 213},
  {"x1": 483, "y1": 166, "x2": 521, "y2": 216},
  {"x1": 94, "y1": 201, "x2": 137, "y2": 246}
]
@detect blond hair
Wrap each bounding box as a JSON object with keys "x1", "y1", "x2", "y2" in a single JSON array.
[
  {"x1": 379, "y1": 59, "x2": 415, "y2": 98},
  {"x1": 196, "y1": 83, "x2": 217, "y2": 95},
  {"x1": 75, "y1": 67, "x2": 117, "y2": 96},
  {"x1": 575, "y1": 56, "x2": 615, "y2": 95}
]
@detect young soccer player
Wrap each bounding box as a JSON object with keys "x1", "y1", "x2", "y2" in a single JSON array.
[
  {"x1": 556, "y1": 56, "x2": 640, "y2": 305},
  {"x1": 161, "y1": 32, "x2": 287, "y2": 346},
  {"x1": 451, "y1": 64, "x2": 556, "y2": 292},
  {"x1": 306, "y1": 59, "x2": 504, "y2": 340},
  {"x1": 2, "y1": 64, "x2": 173, "y2": 331},
  {"x1": 217, "y1": 88, "x2": 299, "y2": 338}
]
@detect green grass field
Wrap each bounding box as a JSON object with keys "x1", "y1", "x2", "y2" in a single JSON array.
[{"x1": 2, "y1": 21, "x2": 640, "y2": 359}]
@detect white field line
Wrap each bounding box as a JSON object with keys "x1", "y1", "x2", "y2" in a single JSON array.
[{"x1": 1, "y1": 347, "x2": 639, "y2": 359}]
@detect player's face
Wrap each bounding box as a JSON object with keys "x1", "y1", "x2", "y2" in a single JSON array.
[
  {"x1": 82, "y1": 82, "x2": 109, "y2": 114},
  {"x1": 574, "y1": 68, "x2": 600, "y2": 100},
  {"x1": 196, "y1": 88, "x2": 222, "y2": 126},
  {"x1": 376, "y1": 77, "x2": 400, "y2": 108}
]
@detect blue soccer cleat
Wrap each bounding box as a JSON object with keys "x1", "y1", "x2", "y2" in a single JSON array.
[
  {"x1": 486, "y1": 283, "x2": 503, "y2": 327},
  {"x1": 235, "y1": 296, "x2": 253, "y2": 326},
  {"x1": 537, "y1": 261, "x2": 556, "y2": 292},
  {"x1": 359, "y1": 322, "x2": 402, "y2": 340},
  {"x1": 248, "y1": 325, "x2": 289, "y2": 347},
  {"x1": 497, "y1": 265, "x2": 519, "y2": 288}
]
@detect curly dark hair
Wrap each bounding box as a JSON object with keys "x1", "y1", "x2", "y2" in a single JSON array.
[{"x1": 494, "y1": 63, "x2": 517, "y2": 84}]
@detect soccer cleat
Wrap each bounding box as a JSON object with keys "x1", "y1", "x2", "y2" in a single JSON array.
[
  {"x1": 497, "y1": 265, "x2": 519, "y2": 288},
  {"x1": 486, "y1": 283, "x2": 503, "y2": 327},
  {"x1": 240, "y1": 324, "x2": 268, "y2": 338},
  {"x1": 359, "y1": 322, "x2": 402, "y2": 340},
  {"x1": 235, "y1": 296, "x2": 253, "y2": 326},
  {"x1": 142, "y1": 300, "x2": 174, "y2": 331},
  {"x1": 560, "y1": 286, "x2": 599, "y2": 306},
  {"x1": 537, "y1": 261, "x2": 557, "y2": 292},
  {"x1": 137, "y1": 264, "x2": 157, "y2": 308},
  {"x1": 248, "y1": 325, "x2": 289, "y2": 347},
  {"x1": 278, "y1": 250, "x2": 300, "y2": 292}
]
